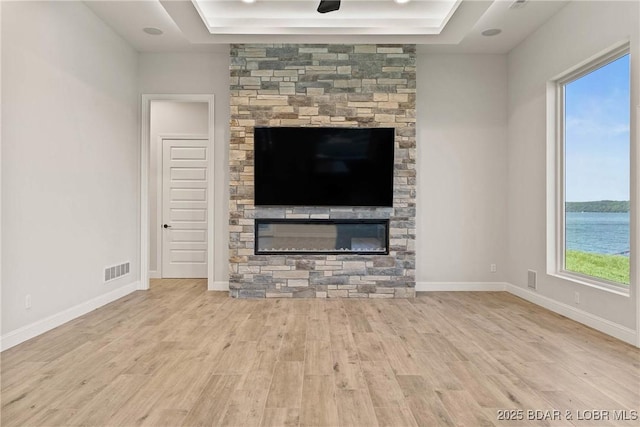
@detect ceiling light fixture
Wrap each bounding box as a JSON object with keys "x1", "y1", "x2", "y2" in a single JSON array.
[
  {"x1": 241, "y1": 0, "x2": 256, "y2": 3},
  {"x1": 394, "y1": 0, "x2": 411, "y2": 4},
  {"x1": 510, "y1": 0, "x2": 528, "y2": 9},
  {"x1": 317, "y1": 0, "x2": 340, "y2": 13},
  {"x1": 481, "y1": 28, "x2": 502, "y2": 37},
  {"x1": 143, "y1": 27, "x2": 163, "y2": 36}
]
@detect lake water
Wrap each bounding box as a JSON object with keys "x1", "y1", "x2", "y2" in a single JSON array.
[{"x1": 566, "y1": 212, "x2": 629, "y2": 256}]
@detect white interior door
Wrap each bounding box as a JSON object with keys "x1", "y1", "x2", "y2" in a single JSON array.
[{"x1": 162, "y1": 139, "x2": 209, "y2": 278}]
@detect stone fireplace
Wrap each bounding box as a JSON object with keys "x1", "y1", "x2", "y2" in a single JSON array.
[{"x1": 229, "y1": 44, "x2": 416, "y2": 298}]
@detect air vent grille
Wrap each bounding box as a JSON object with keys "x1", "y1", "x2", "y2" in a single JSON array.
[
  {"x1": 527, "y1": 270, "x2": 537, "y2": 289},
  {"x1": 105, "y1": 262, "x2": 130, "y2": 283}
]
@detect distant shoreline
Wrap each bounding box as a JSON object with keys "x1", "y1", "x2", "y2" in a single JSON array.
[{"x1": 565, "y1": 200, "x2": 629, "y2": 213}]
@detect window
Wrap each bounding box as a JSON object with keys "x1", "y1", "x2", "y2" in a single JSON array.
[{"x1": 554, "y1": 45, "x2": 631, "y2": 290}]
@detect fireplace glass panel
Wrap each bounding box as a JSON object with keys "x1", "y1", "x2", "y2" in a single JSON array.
[{"x1": 255, "y1": 219, "x2": 389, "y2": 255}]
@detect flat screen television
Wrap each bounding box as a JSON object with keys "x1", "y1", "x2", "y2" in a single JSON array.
[{"x1": 254, "y1": 127, "x2": 394, "y2": 207}]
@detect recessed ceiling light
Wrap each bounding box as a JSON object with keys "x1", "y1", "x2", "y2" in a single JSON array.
[
  {"x1": 143, "y1": 27, "x2": 163, "y2": 36},
  {"x1": 242, "y1": 0, "x2": 256, "y2": 3},
  {"x1": 481, "y1": 28, "x2": 502, "y2": 37},
  {"x1": 510, "y1": 0, "x2": 528, "y2": 9},
  {"x1": 394, "y1": 0, "x2": 411, "y2": 3}
]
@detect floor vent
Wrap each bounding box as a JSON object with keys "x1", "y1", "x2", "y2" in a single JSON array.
[
  {"x1": 105, "y1": 262, "x2": 130, "y2": 283},
  {"x1": 527, "y1": 270, "x2": 537, "y2": 289}
]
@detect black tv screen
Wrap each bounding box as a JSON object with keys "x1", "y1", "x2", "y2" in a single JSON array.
[{"x1": 254, "y1": 127, "x2": 394, "y2": 207}]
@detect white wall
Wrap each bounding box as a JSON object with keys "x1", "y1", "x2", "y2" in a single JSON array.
[
  {"x1": 139, "y1": 52, "x2": 230, "y2": 284},
  {"x1": 507, "y1": 1, "x2": 639, "y2": 330},
  {"x1": 416, "y1": 53, "x2": 508, "y2": 286},
  {"x1": 1, "y1": 2, "x2": 139, "y2": 342},
  {"x1": 149, "y1": 101, "x2": 209, "y2": 275},
  {"x1": 140, "y1": 51, "x2": 511, "y2": 289}
]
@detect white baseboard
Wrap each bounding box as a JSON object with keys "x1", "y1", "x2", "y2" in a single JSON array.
[
  {"x1": 148, "y1": 270, "x2": 161, "y2": 279},
  {"x1": 505, "y1": 283, "x2": 637, "y2": 347},
  {"x1": 3, "y1": 279, "x2": 634, "y2": 350},
  {"x1": 209, "y1": 280, "x2": 229, "y2": 291},
  {"x1": 0, "y1": 281, "x2": 140, "y2": 352},
  {"x1": 417, "y1": 281, "x2": 637, "y2": 346},
  {"x1": 416, "y1": 281, "x2": 508, "y2": 292}
]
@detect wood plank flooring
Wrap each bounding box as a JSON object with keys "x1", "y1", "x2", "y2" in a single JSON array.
[{"x1": 1, "y1": 279, "x2": 639, "y2": 426}]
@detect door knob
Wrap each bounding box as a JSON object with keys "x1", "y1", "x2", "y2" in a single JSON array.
[{"x1": 163, "y1": 224, "x2": 172, "y2": 229}]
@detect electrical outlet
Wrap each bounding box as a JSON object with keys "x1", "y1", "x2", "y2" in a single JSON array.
[
  {"x1": 25, "y1": 294, "x2": 32, "y2": 310},
  {"x1": 574, "y1": 291, "x2": 580, "y2": 304},
  {"x1": 490, "y1": 264, "x2": 497, "y2": 273}
]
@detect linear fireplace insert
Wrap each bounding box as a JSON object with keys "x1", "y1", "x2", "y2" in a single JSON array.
[{"x1": 255, "y1": 219, "x2": 389, "y2": 255}]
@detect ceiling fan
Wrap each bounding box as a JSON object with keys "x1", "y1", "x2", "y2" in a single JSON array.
[{"x1": 317, "y1": 0, "x2": 341, "y2": 13}]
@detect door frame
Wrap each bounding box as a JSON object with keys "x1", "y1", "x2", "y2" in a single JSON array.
[
  {"x1": 140, "y1": 94, "x2": 215, "y2": 290},
  {"x1": 157, "y1": 134, "x2": 209, "y2": 279}
]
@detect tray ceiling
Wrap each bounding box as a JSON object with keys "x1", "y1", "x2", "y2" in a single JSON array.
[{"x1": 191, "y1": 0, "x2": 462, "y2": 35}]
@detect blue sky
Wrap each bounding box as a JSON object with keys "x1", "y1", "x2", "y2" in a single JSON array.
[{"x1": 565, "y1": 54, "x2": 630, "y2": 202}]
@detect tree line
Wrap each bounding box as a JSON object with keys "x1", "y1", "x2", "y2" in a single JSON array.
[{"x1": 565, "y1": 200, "x2": 629, "y2": 213}]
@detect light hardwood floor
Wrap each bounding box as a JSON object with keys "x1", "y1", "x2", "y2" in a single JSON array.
[{"x1": 1, "y1": 279, "x2": 639, "y2": 426}]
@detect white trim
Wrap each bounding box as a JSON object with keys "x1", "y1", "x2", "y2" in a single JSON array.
[
  {"x1": 637, "y1": 106, "x2": 640, "y2": 348},
  {"x1": 548, "y1": 272, "x2": 630, "y2": 297},
  {"x1": 416, "y1": 282, "x2": 508, "y2": 292},
  {"x1": 2, "y1": 279, "x2": 635, "y2": 349},
  {"x1": 140, "y1": 95, "x2": 216, "y2": 291},
  {"x1": 506, "y1": 283, "x2": 637, "y2": 347},
  {"x1": 156, "y1": 133, "x2": 209, "y2": 279},
  {"x1": 0, "y1": 281, "x2": 140, "y2": 352},
  {"x1": 140, "y1": 96, "x2": 150, "y2": 290},
  {"x1": 210, "y1": 281, "x2": 230, "y2": 291},
  {"x1": 555, "y1": 41, "x2": 631, "y2": 86},
  {"x1": 0, "y1": 1, "x2": 3, "y2": 343},
  {"x1": 149, "y1": 270, "x2": 161, "y2": 279},
  {"x1": 417, "y1": 281, "x2": 638, "y2": 346},
  {"x1": 206, "y1": 101, "x2": 216, "y2": 290},
  {"x1": 549, "y1": 43, "x2": 632, "y2": 293}
]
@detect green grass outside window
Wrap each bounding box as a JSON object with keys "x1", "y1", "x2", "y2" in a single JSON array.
[{"x1": 565, "y1": 250, "x2": 629, "y2": 285}]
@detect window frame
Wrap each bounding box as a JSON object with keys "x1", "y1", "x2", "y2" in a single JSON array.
[{"x1": 551, "y1": 42, "x2": 631, "y2": 295}]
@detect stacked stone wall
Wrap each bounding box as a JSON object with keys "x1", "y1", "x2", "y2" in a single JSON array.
[{"x1": 229, "y1": 44, "x2": 416, "y2": 298}]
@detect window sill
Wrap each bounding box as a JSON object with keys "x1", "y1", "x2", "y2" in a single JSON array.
[{"x1": 550, "y1": 271, "x2": 630, "y2": 297}]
